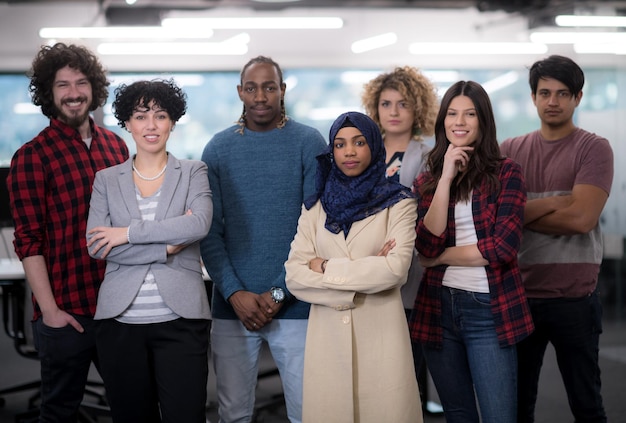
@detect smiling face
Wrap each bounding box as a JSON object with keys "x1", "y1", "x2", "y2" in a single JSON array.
[
  {"x1": 125, "y1": 100, "x2": 174, "y2": 154},
  {"x1": 377, "y1": 88, "x2": 414, "y2": 138},
  {"x1": 237, "y1": 62, "x2": 285, "y2": 132},
  {"x1": 444, "y1": 95, "x2": 479, "y2": 147},
  {"x1": 52, "y1": 65, "x2": 93, "y2": 129},
  {"x1": 333, "y1": 126, "x2": 372, "y2": 177}
]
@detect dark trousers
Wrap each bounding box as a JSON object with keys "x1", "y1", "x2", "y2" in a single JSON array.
[
  {"x1": 517, "y1": 290, "x2": 607, "y2": 423},
  {"x1": 33, "y1": 314, "x2": 100, "y2": 423},
  {"x1": 96, "y1": 318, "x2": 209, "y2": 423}
]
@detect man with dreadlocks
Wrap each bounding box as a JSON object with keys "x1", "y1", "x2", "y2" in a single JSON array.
[{"x1": 200, "y1": 56, "x2": 326, "y2": 423}]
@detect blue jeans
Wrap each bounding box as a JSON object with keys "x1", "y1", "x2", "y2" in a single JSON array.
[
  {"x1": 422, "y1": 287, "x2": 517, "y2": 423},
  {"x1": 211, "y1": 318, "x2": 307, "y2": 423},
  {"x1": 33, "y1": 314, "x2": 100, "y2": 423},
  {"x1": 517, "y1": 291, "x2": 607, "y2": 423}
]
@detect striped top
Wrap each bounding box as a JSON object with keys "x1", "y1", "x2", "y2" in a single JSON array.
[{"x1": 116, "y1": 186, "x2": 179, "y2": 324}]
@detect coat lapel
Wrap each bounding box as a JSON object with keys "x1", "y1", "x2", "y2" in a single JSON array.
[
  {"x1": 154, "y1": 154, "x2": 181, "y2": 221},
  {"x1": 117, "y1": 158, "x2": 141, "y2": 220}
]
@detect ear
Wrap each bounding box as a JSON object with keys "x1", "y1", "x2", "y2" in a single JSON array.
[
  {"x1": 237, "y1": 84, "x2": 244, "y2": 101},
  {"x1": 575, "y1": 90, "x2": 583, "y2": 106}
]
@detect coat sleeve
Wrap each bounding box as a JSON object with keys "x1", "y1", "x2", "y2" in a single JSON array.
[
  {"x1": 87, "y1": 170, "x2": 166, "y2": 265},
  {"x1": 87, "y1": 162, "x2": 212, "y2": 265},
  {"x1": 286, "y1": 198, "x2": 417, "y2": 309}
]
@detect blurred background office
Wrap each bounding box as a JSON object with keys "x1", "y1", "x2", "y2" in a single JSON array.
[
  {"x1": 0, "y1": 0, "x2": 624, "y2": 421},
  {"x1": 1, "y1": 0, "x2": 624, "y2": 312}
]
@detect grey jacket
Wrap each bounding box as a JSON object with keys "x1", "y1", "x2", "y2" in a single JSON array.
[
  {"x1": 398, "y1": 138, "x2": 431, "y2": 309},
  {"x1": 87, "y1": 153, "x2": 212, "y2": 320}
]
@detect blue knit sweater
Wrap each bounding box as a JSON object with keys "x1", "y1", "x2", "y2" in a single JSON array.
[{"x1": 200, "y1": 119, "x2": 327, "y2": 319}]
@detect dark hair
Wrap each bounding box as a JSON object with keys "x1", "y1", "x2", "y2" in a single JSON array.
[
  {"x1": 28, "y1": 42, "x2": 110, "y2": 118},
  {"x1": 528, "y1": 55, "x2": 585, "y2": 96},
  {"x1": 421, "y1": 80, "x2": 502, "y2": 201},
  {"x1": 236, "y1": 55, "x2": 288, "y2": 134},
  {"x1": 361, "y1": 65, "x2": 438, "y2": 138},
  {"x1": 112, "y1": 79, "x2": 187, "y2": 130}
]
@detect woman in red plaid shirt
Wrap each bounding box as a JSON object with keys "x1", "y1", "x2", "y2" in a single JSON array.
[{"x1": 408, "y1": 80, "x2": 533, "y2": 423}]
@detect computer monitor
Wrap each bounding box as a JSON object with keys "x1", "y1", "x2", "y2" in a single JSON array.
[{"x1": 0, "y1": 167, "x2": 13, "y2": 227}]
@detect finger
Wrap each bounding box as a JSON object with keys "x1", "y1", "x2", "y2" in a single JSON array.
[{"x1": 68, "y1": 317, "x2": 84, "y2": 333}]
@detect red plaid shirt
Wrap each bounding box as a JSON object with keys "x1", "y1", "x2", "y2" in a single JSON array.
[
  {"x1": 8, "y1": 117, "x2": 128, "y2": 319},
  {"x1": 409, "y1": 158, "x2": 534, "y2": 348}
]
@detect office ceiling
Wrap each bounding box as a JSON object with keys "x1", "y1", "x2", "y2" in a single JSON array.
[
  {"x1": 0, "y1": 0, "x2": 625, "y2": 72},
  {"x1": 6, "y1": 0, "x2": 624, "y2": 15}
]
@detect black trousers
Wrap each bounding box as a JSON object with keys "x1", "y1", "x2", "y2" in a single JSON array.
[
  {"x1": 96, "y1": 318, "x2": 210, "y2": 423},
  {"x1": 33, "y1": 314, "x2": 100, "y2": 423}
]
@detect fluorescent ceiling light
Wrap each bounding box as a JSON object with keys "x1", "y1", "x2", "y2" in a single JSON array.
[
  {"x1": 40, "y1": 26, "x2": 214, "y2": 39},
  {"x1": 530, "y1": 31, "x2": 626, "y2": 44},
  {"x1": 161, "y1": 16, "x2": 343, "y2": 29},
  {"x1": 409, "y1": 42, "x2": 548, "y2": 55},
  {"x1": 13, "y1": 103, "x2": 41, "y2": 115},
  {"x1": 481, "y1": 71, "x2": 520, "y2": 94},
  {"x1": 351, "y1": 33, "x2": 397, "y2": 54},
  {"x1": 98, "y1": 33, "x2": 250, "y2": 55},
  {"x1": 555, "y1": 15, "x2": 626, "y2": 28}
]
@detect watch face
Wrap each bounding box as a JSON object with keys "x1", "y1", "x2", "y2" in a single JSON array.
[{"x1": 272, "y1": 288, "x2": 285, "y2": 302}]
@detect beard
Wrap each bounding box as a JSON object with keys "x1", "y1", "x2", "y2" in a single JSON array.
[{"x1": 54, "y1": 97, "x2": 91, "y2": 128}]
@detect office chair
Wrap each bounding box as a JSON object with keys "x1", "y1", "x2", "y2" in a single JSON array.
[{"x1": 0, "y1": 274, "x2": 41, "y2": 412}]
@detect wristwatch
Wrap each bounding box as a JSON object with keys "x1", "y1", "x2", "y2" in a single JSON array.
[{"x1": 270, "y1": 287, "x2": 286, "y2": 304}]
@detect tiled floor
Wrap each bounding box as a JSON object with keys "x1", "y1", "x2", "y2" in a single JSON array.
[{"x1": 1, "y1": 316, "x2": 625, "y2": 422}]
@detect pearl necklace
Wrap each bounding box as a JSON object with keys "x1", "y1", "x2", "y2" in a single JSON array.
[{"x1": 132, "y1": 161, "x2": 167, "y2": 181}]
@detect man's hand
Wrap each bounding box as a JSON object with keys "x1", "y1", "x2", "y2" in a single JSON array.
[
  {"x1": 229, "y1": 290, "x2": 283, "y2": 331},
  {"x1": 42, "y1": 308, "x2": 84, "y2": 333}
]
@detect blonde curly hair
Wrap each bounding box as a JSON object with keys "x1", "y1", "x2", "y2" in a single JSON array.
[{"x1": 362, "y1": 66, "x2": 438, "y2": 139}]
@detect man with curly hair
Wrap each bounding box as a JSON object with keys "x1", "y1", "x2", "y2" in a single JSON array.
[{"x1": 7, "y1": 42, "x2": 128, "y2": 421}]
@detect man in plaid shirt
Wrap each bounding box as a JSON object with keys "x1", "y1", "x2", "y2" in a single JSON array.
[{"x1": 7, "y1": 43, "x2": 128, "y2": 421}]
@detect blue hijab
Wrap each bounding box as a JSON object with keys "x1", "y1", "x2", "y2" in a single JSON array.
[{"x1": 304, "y1": 111, "x2": 413, "y2": 236}]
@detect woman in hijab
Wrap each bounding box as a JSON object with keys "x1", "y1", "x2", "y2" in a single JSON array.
[{"x1": 285, "y1": 111, "x2": 422, "y2": 423}]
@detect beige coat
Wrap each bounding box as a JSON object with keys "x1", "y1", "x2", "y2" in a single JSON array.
[{"x1": 285, "y1": 198, "x2": 422, "y2": 423}]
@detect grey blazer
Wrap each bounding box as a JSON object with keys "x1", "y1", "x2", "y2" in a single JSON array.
[
  {"x1": 398, "y1": 138, "x2": 431, "y2": 309},
  {"x1": 87, "y1": 153, "x2": 212, "y2": 320}
]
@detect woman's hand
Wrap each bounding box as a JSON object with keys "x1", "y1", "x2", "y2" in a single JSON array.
[
  {"x1": 309, "y1": 257, "x2": 326, "y2": 274},
  {"x1": 442, "y1": 143, "x2": 473, "y2": 180},
  {"x1": 87, "y1": 226, "x2": 128, "y2": 258},
  {"x1": 377, "y1": 239, "x2": 396, "y2": 256}
]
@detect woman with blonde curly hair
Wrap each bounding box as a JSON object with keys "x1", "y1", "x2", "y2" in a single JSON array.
[
  {"x1": 362, "y1": 65, "x2": 440, "y2": 415},
  {"x1": 362, "y1": 66, "x2": 438, "y2": 187}
]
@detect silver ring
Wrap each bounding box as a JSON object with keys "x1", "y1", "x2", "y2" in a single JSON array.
[{"x1": 252, "y1": 323, "x2": 257, "y2": 328}]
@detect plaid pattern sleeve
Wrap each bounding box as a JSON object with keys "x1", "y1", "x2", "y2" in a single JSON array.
[
  {"x1": 8, "y1": 118, "x2": 129, "y2": 318},
  {"x1": 409, "y1": 160, "x2": 534, "y2": 348}
]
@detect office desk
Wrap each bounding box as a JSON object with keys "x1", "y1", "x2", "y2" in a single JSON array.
[{"x1": 0, "y1": 258, "x2": 24, "y2": 280}]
